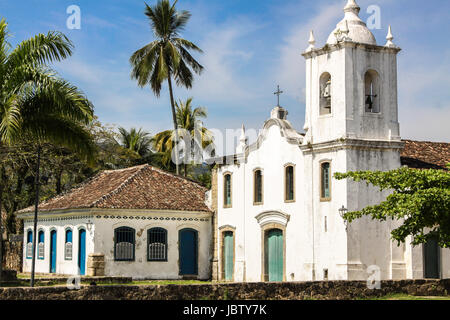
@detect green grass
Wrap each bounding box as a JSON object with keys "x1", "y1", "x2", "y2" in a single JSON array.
[
  {"x1": 368, "y1": 294, "x2": 450, "y2": 301},
  {"x1": 99, "y1": 280, "x2": 213, "y2": 286}
]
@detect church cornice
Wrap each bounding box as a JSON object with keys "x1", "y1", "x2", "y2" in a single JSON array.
[
  {"x1": 302, "y1": 41, "x2": 401, "y2": 59},
  {"x1": 300, "y1": 138, "x2": 405, "y2": 154}
]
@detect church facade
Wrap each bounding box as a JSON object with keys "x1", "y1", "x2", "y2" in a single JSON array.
[{"x1": 209, "y1": 0, "x2": 450, "y2": 282}]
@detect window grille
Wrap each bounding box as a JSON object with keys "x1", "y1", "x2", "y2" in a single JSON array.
[
  {"x1": 148, "y1": 228, "x2": 168, "y2": 261},
  {"x1": 65, "y1": 229, "x2": 73, "y2": 260},
  {"x1": 114, "y1": 227, "x2": 135, "y2": 261},
  {"x1": 38, "y1": 231, "x2": 45, "y2": 260},
  {"x1": 26, "y1": 231, "x2": 33, "y2": 259}
]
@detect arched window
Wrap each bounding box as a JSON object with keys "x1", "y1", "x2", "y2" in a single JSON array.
[
  {"x1": 365, "y1": 70, "x2": 380, "y2": 113},
  {"x1": 148, "y1": 228, "x2": 168, "y2": 261},
  {"x1": 65, "y1": 229, "x2": 73, "y2": 260},
  {"x1": 320, "y1": 72, "x2": 332, "y2": 115},
  {"x1": 320, "y1": 162, "x2": 331, "y2": 201},
  {"x1": 114, "y1": 227, "x2": 135, "y2": 261},
  {"x1": 38, "y1": 230, "x2": 45, "y2": 260},
  {"x1": 223, "y1": 173, "x2": 232, "y2": 208},
  {"x1": 285, "y1": 165, "x2": 295, "y2": 202},
  {"x1": 254, "y1": 169, "x2": 263, "y2": 205},
  {"x1": 26, "y1": 230, "x2": 33, "y2": 259}
]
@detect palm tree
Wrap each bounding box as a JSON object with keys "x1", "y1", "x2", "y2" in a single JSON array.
[
  {"x1": 118, "y1": 127, "x2": 152, "y2": 157},
  {"x1": 130, "y1": 0, "x2": 204, "y2": 175},
  {"x1": 153, "y1": 97, "x2": 214, "y2": 176},
  {"x1": 0, "y1": 18, "x2": 95, "y2": 285}
]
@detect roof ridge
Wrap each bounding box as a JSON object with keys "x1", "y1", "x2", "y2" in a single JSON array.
[
  {"x1": 148, "y1": 165, "x2": 208, "y2": 191},
  {"x1": 402, "y1": 139, "x2": 449, "y2": 145},
  {"x1": 90, "y1": 164, "x2": 150, "y2": 208}
]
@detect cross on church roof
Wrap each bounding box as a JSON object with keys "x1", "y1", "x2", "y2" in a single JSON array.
[{"x1": 274, "y1": 85, "x2": 284, "y2": 106}]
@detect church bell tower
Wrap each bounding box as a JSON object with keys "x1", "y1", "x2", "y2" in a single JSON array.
[{"x1": 302, "y1": 0, "x2": 402, "y2": 145}]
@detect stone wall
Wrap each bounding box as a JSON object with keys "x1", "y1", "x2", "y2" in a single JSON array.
[{"x1": 0, "y1": 279, "x2": 449, "y2": 300}]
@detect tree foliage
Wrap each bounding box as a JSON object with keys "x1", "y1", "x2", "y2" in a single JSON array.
[{"x1": 334, "y1": 166, "x2": 450, "y2": 248}]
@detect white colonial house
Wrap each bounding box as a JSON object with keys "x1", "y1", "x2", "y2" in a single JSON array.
[
  {"x1": 18, "y1": 165, "x2": 213, "y2": 280},
  {"x1": 208, "y1": 0, "x2": 450, "y2": 283}
]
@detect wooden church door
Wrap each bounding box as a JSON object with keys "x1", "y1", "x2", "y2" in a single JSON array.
[
  {"x1": 424, "y1": 237, "x2": 440, "y2": 279},
  {"x1": 223, "y1": 231, "x2": 234, "y2": 281},
  {"x1": 265, "y1": 229, "x2": 283, "y2": 282}
]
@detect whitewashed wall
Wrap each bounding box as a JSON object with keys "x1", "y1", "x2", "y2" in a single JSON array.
[
  {"x1": 93, "y1": 211, "x2": 212, "y2": 280},
  {"x1": 22, "y1": 216, "x2": 94, "y2": 275}
]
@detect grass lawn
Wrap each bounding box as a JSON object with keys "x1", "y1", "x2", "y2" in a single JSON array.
[{"x1": 369, "y1": 294, "x2": 450, "y2": 301}]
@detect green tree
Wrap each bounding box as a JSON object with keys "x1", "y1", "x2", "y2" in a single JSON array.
[
  {"x1": 130, "y1": 0, "x2": 204, "y2": 175},
  {"x1": 118, "y1": 127, "x2": 152, "y2": 157},
  {"x1": 153, "y1": 97, "x2": 214, "y2": 176},
  {"x1": 334, "y1": 165, "x2": 450, "y2": 248},
  {"x1": 0, "y1": 18, "x2": 95, "y2": 282}
]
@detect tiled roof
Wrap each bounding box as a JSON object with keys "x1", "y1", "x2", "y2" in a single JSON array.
[
  {"x1": 18, "y1": 165, "x2": 211, "y2": 214},
  {"x1": 401, "y1": 140, "x2": 450, "y2": 170}
]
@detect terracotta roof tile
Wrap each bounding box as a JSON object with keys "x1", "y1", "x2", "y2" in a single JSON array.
[
  {"x1": 18, "y1": 165, "x2": 211, "y2": 213},
  {"x1": 401, "y1": 140, "x2": 450, "y2": 170}
]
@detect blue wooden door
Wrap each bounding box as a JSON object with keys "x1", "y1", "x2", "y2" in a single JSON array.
[
  {"x1": 78, "y1": 229, "x2": 86, "y2": 276},
  {"x1": 179, "y1": 229, "x2": 198, "y2": 275},
  {"x1": 266, "y1": 229, "x2": 283, "y2": 282},
  {"x1": 50, "y1": 230, "x2": 57, "y2": 273},
  {"x1": 223, "y1": 232, "x2": 234, "y2": 281}
]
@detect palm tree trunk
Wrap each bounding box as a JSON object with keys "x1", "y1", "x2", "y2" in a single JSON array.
[
  {"x1": 0, "y1": 165, "x2": 4, "y2": 283},
  {"x1": 167, "y1": 71, "x2": 180, "y2": 175}
]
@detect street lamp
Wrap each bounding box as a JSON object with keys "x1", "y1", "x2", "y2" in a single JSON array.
[
  {"x1": 86, "y1": 219, "x2": 93, "y2": 232},
  {"x1": 339, "y1": 205, "x2": 349, "y2": 231}
]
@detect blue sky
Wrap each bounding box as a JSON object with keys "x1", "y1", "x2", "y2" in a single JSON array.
[{"x1": 1, "y1": 0, "x2": 449, "y2": 152}]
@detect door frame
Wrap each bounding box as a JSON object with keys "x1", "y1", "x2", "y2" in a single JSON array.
[
  {"x1": 260, "y1": 223, "x2": 286, "y2": 282},
  {"x1": 78, "y1": 228, "x2": 87, "y2": 276},
  {"x1": 423, "y1": 238, "x2": 441, "y2": 279},
  {"x1": 49, "y1": 229, "x2": 57, "y2": 274},
  {"x1": 220, "y1": 227, "x2": 236, "y2": 282},
  {"x1": 178, "y1": 228, "x2": 199, "y2": 276}
]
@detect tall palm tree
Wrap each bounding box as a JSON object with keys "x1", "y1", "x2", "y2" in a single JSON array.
[
  {"x1": 0, "y1": 18, "x2": 95, "y2": 285},
  {"x1": 130, "y1": 0, "x2": 204, "y2": 175},
  {"x1": 153, "y1": 97, "x2": 214, "y2": 176},
  {"x1": 118, "y1": 127, "x2": 152, "y2": 157}
]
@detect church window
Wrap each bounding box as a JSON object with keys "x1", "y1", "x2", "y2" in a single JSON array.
[
  {"x1": 365, "y1": 70, "x2": 380, "y2": 113},
  {"x1": 285, "y1": 165, "x2": 295, "y2": 202},
  {"x1": 320, "y1": 162, "x2": 331, "y2": 201},
  {"x1": 254, "y1": 169, "x2": 263, "y2": 205},
  {"x1": 38, "y1": 230, "x2": 45, "y2": 260},
  {"x1": 114, "y1": 227, "x2": 135, "y2": 261},
  {"x1": 65, "y1": 229, "x2": 73, "y2": 261},
  {"x1": 26, "y1": 230, "x2": 33, "y2": 259},
  {"x1": 320, "y1": 73, "x2": 332, "y2": 115},
  {"x1": 148, "y1": 228, "x2": 168, "y2": 261},
  {"x1": 223, "y1": 173, "x2": 232, "y2": 208}
]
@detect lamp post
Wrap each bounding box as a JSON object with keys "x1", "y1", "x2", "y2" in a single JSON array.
[
  {"x1": 30, "y1": 145, "x2": 41, "y2": 288},
  {"x1": 339, "y1": 205, "x2": 349, "y2": 232}
]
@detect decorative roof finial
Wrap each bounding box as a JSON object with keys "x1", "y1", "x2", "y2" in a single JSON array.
[
  {"x1": 344, "y1": 0, "x2": 360, "y2": 14},
  {"x1": 385, "y1": 25, "x2": 396, "y2": 47},
  {"x1": 236, "y1": 124, "x2": 248, "y2": 154},
  {"x1": 306, "y1": 30, "x2": 316, "y2": 52}
]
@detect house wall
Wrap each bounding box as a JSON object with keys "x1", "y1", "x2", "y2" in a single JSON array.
[
  {"x1": 93, "y1": 210, "x2": 212, "y2": 280},
  {"x1": 22, "y1": 216, "x2": 94, "y2": 275}
]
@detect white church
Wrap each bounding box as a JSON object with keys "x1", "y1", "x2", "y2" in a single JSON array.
[{"x1": 208, "y1": 0, "x2": 450, "y2": 282}]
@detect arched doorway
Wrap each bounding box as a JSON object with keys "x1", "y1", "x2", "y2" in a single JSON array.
[
  {"x1": 222, "y1": 231, "x2": 234, "y2": 281},
  {"x1": 424, "y1": 237, "x2": 440, "y2": 279},
  {"x1": 50, "y1": 230, "x2": 57, "y2": 273},
  {"x1": 264, "y1": 229, "x2": 284, "y2": 282},
  {"x1": 78, "y1": 229, "x2": 86, "y2": 276},
  {"x1": 179, "y1": 229, "x2": 198, "y2": 276}
]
